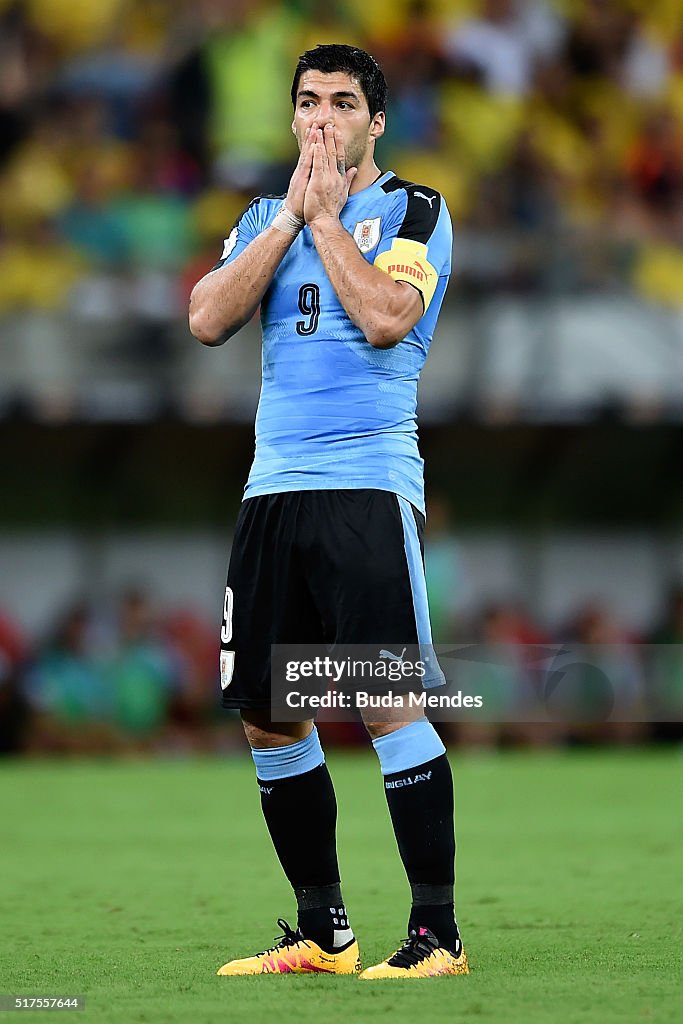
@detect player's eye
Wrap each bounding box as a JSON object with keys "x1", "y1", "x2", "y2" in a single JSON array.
[{"x1": 337, "y1": 102, "x2": 352, "y2": 109}]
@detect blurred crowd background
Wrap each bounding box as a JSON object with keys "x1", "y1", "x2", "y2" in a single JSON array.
[
  {"x1": 2, "y1": 0, "x2": 683, "y2": 753},
  {"x1": 2, "y1": 0, "x2": 683, "y2": 411},
  {"x1": 2, "y1": 0, "x2": 683, "y2": 311},
  {"x1": 2, "y1": 539, "x2": 683, "y2": 755}
]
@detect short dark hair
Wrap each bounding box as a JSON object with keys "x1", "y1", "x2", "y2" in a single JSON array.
[{"x1": 291, "y1": 44, "x2": 387, "y2": 119}]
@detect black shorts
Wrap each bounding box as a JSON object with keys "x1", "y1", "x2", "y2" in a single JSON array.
[{"x1": 218, "y1": 489, "x2": 439, "y2": 710}]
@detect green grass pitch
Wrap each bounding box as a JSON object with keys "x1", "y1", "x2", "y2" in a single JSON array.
[{"x1": 1, "y1": 747, "x2": 681, "y2": 1023}]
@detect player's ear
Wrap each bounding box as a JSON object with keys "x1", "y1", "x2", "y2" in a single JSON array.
[
  {"x1": 369, "y1": 112, "x2": 385, "y2": 142},
  {"x1": 291, "y1": 120, "x2": 296, "y2": 135}
]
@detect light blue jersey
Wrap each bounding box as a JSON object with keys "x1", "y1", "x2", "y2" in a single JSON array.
[{"x1": 212, "y1": 171, "x2": 452, "y2": 514}]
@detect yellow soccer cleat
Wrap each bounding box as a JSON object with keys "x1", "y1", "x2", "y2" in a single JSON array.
[
  {"x1": 217, "y1": 918, "x2": 362, "y2": 976},
  {"x1": 359, "y1": 927, "x2": 469, "y2": 980}
]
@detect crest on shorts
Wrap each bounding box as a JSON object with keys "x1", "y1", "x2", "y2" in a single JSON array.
[
  {"x1": 353, "y1": 217, "x2": 381, "y2": 253},
  {"x1": 220, "y1": 650, "x2": 235, "y2": 689}
]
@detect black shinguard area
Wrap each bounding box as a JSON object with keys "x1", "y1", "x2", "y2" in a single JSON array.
[
  {"x1": 257, "y1": 763, "x2": 340, "y2": 889},
  {"x1": 257, "y1": 763, "x2": 350, "y2": 950},
  {"x1": 383, "y1": 753, "x2": 461, "y2": 952}
]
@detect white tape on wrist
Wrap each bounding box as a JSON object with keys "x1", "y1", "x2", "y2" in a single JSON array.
[{"x1": 271, "y1": 203, "x2": 304, "y2": 236}]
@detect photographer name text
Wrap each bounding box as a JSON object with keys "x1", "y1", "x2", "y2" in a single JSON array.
[{"x1": 284, "y1": 690, "x2": 484, "y2": 709}]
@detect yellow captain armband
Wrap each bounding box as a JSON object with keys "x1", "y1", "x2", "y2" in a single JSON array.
[{"x1": 373, "y1": 238, "x2": 439, "y2": 310}]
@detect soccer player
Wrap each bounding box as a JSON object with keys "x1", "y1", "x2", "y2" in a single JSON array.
[{"x1": 189, "y1": 44, "x2": 468, "y2": 980}]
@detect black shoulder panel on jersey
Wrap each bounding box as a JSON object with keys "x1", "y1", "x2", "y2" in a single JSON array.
[
  {"x1": 210, "y1": 192, "x2": 286, "y2": 270},
  {"x1": 380, "y1": 175, "x2": 441, "y2": 244},
  {"x1": 231, "y1": 192, "x2": 285, "y2": 231}
]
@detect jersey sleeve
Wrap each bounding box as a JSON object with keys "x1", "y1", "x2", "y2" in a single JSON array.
[
  {"x1": 372, "y1": 186, "x2": 452, "y2": 311},
  {"x1": 209, "y1": 196, "x2": 278, "y2": 272}
]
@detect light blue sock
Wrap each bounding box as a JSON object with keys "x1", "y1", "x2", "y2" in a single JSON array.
[
  {"x1": 251, "y1": 726, "x2": 325, "y2": 782},
  {"x1": 372, "y1": 719, "x2": 445, "y2": 776}
]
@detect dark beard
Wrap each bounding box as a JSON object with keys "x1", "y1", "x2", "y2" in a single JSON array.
[{"x1": 343, "y1": 137, "x2": 368, "y2": 174}]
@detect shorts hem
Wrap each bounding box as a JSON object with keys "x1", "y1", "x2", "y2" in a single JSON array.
[{"x1": 221, "y1": 695, "x2": 272, "y2": 711}]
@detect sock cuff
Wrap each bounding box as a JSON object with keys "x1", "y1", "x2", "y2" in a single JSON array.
[
  {"x1": 372, "y1": 719, "x2": 445, "y2": 776},
  {"x1": 294, "y1": 883, "x2": 343, "y2": 911},
  {"x1": 411, "y1": 882, "x2": 454, "y2": 906},
  {"x1": 251, "y1": 726, "x2": 325, "y2": 782}
]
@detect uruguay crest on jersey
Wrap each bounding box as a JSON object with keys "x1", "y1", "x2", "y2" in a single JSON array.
[{"x1": 353, "y1": 217, "x2": 381, "y2": 253}]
